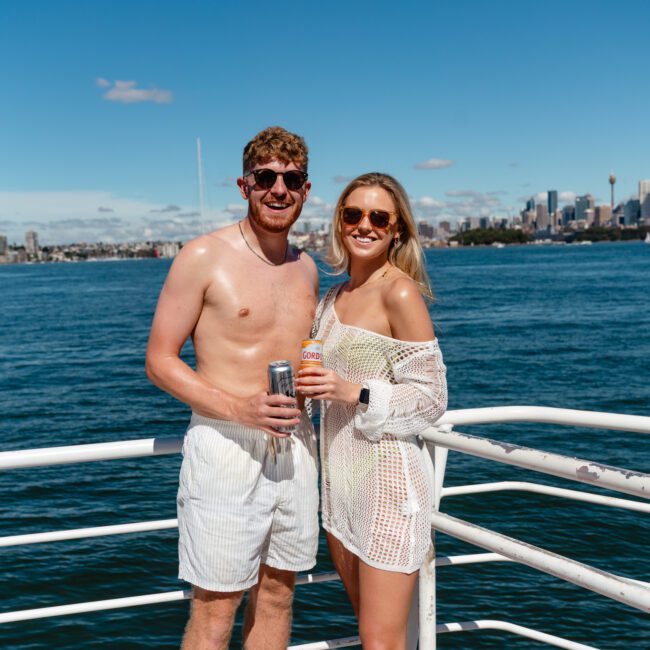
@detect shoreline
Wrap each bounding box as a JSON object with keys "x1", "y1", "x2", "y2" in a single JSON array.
[{"x1": 1, "y1": 238, "x2": 647, "y2": 267}]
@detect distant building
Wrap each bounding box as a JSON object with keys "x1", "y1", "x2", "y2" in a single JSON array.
[
  {"x1": 438, "y1": 221, "x2": 451, "y2": 234},
  {"x1": 525, "y1": 197, "x2": 536, "y2": 213},
  {"x1": 156, "y1": 242, "x2": 181, "y2": 258},
  {"x1": 417, "y1": 220, "x2": 434, "y2": 238},
  {"x1": 547, "y1": 190, "x2": 558, "y2": 216},
  {"x1": 584, "y1": 208, "x2": 595, "y2": 227},
  {"x1": 479, "y1": 216, "x2": 490, "y2": 230},
  {"x1": 25, "y1": 230, "x2": 39, "y2": 256},
  {"x1": 0, "y1": 234, "x2": 7, "y2": 257},
  {"x1": 624, "y1": 199, "x2": 640, "y2": 226},
  {"x1": 639, "y1": 180, "x2": 650, "y2": 219},
  {"x1": 594, "y1": 205, "x2": 612, "y2": 226},
  {"x1": 613, "y1": 202, "x2": 625, "y2": 226},
  {"x1": 561, "y1": 205, "x2": 575, "y2": 225},
  {"x1": 575, "y1": 194, "x2": 595, "y2": 222},
  {"x1": 521, "y1": 210, "x2": 535, "y2": 227},
  {"x1": 535, "y1": 204, "x2": 549, "y2": 230}
]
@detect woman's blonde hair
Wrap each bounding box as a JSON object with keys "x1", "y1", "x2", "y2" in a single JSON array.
[{"x1": 327, "y1": 172, "x2": 433, "y2": 299}]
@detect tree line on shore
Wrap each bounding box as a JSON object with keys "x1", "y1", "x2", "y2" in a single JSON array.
[{"x1": 450, "y1": 226, "x2": 649, "y2": 246}]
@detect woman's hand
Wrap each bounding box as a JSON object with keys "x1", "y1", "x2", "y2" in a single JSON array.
[{"x1": 296, "y1": 367, "x2": 361, "y2": 405}]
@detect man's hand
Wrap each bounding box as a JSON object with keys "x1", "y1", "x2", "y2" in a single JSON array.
[
  {"x1": 296, "y1": 367, "x2": 361, "y2": 405},
  {"x1": 232, "y1": 392, "x2": 301, "y2": 438}
]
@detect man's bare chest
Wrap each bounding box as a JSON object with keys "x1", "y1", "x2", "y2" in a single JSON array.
[{"x1": 202, "y1": 269, "x2": 316, "y2": 333}]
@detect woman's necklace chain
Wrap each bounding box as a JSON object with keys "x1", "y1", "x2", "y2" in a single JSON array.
[
  {"x1": 238, "y1": 221, "x2": 288, "y2": 266},
  {"x1": 348, "y1": 265, "x2": 392, "y2": 290}
]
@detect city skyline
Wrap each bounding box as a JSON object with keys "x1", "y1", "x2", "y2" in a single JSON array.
[{"x1": 2, "y1": 1, "x2": 650, "y2": 244}]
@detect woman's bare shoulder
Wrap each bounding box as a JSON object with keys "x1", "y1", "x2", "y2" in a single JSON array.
[{"x1": 383, "y1": 273, "x2": 434, "y2": 341}]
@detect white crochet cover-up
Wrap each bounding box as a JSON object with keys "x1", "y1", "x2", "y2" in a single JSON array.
[{"x1": 313, "y1": 284, "x2": 448, "y2": 573}]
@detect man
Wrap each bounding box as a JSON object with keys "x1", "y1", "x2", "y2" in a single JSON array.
[{"x1": 146, "y1": 126, "x2": 319, "y2": 649}]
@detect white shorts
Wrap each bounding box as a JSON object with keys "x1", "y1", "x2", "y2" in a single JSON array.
[{"x1": 177, "y1": 412, "x2": 319, "y2": 592}]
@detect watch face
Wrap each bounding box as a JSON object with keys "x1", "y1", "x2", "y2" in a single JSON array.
[{"x1": 359, "y1": 388, "x2": 370, "y2": 405}]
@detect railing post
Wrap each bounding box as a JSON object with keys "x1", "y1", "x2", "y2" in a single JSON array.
[{"x1": 417, "y1": 437, "x2": 449, "y2": 649}]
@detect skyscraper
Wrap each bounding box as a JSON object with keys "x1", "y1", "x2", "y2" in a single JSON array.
[
  {"x1": 639, "y1": 180, "x2": 650, "y2": 220},
  {"x1": 575, "y1": 194, "x2": 595, "y2": 222},
  {"x1": 25, "y1": 230, "x2": 39, "y2": 255},
  {"x1": 547, "y1": 190, "x2": 558, "y2": 216},
  {"x1": 594, "y1": 205, "x2": 612, "y2": 226},
  {"x1": 624, "y1": 199, "x2": 640, "y2": 226},
  {"x1": 417, "y1": 220, "x2": 434, "y2": 238},
  {"x1": 0, "y1": 234, "x2": 7, "y2": 257},
  {"x1": 562, "y1": 205, "x2": 575, "y2": 225},
  {"x1": 526, "y1": 197, "x2": 536, "y2": 212},
  {"x1": 535, "y1": 204, "x2": 549, "y2": 230}
]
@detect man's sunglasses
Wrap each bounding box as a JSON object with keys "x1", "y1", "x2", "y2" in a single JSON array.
[
  {"x1": 341, "y1": 206, "x2": 396, "y2": 230},
  {"x1": 244, "y1": 168, "x2": 308, "y2": 191}
]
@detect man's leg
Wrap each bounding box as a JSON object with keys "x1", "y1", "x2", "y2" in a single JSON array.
[
  {"x1": 181, "y1": 586, "x2": 244, "y2": 650},
  {"x1": 243, "y1": 564, "x2": 296, "y2": 649}
]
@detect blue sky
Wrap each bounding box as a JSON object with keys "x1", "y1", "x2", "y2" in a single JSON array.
[{"x1": 1, "y1": 0, "x2": 649, "y2": 244}]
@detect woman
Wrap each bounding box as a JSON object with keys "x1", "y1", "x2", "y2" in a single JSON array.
[{"x1": 295, "y1": 173, "x2": 447, "y2": 648}]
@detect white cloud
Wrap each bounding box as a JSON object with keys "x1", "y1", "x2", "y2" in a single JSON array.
[
  {"x1": 98, "y1": 79, "x2": 173, "y2": 104},
  {"x1": 445, "y1": 189, "x2": 482, "y2": 198},
  {"x1": 225, "y1": 203, "x2": 246, "y2": 214},
  {"x1": 332, "y1": 175, "x2": 352, "y2": 184},
  {"x1": 517, "y1": 191, "x2": 577, "y2": 207},
  {"x1": 150, "y1": 204, "x2": 181, "y2": 213},
  {"x1": 444, "y1": 190, "x2": 502, "y2": 209},
  {"x1": 414, "y1": 196, "x2": 445, "y2": 209},
  {"x1": 414, "y1": 158, "x2": 454, "y2": 170},
  {"x1": 0, "y1": 191, "x2": 233, "y2": 244},
  {"x1": 308, "y1": 195, "x2": 324, "y2": 206}
]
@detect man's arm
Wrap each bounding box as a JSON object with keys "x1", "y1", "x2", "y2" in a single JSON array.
[{"x1": 145, "y1": 239, "x2": 299, "y2": 435}]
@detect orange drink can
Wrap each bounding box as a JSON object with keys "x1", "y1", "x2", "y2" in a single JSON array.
[{"x1": 300, "y1": 339, "x2": 323, "y2": 370}]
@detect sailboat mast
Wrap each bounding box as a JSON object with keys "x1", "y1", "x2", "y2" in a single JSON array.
[{"x1": 196, "y1": 137, "x2": 207, "y2": 234}]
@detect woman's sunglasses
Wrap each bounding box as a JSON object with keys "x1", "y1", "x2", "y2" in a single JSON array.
[
  {"x1": 244, "y1": 168, "x2": 308, "y2": 191},
  {"x1": 341, "y1": 206, "x2": 396, "y2": 230}
]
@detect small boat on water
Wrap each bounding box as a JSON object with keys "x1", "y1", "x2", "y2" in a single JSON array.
[{"x1": 644, "y1": 232, "x2": 650, "y2": 244}]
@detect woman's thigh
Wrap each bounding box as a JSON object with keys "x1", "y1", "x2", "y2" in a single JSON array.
[
  {"x1": 326, "y1": 532, "x2": 360, "y2": 616},
  {"x1": 358, "y1": 560, "x2": 418, "y2": 648}
]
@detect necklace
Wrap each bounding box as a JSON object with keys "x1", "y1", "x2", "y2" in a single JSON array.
[
  {"x1": 349, "y1": 264, "x2": 392, "y2": 290},
  {"x1": 238, "y1": 221, "x2": 288, "y2": 266}
]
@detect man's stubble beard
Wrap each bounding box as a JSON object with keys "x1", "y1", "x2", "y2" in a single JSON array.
[{"x1": 249, "y1": 204, "x2": 303, "y2": 234}]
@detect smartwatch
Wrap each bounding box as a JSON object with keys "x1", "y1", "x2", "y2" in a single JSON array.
[{"x1": 359, "y1": 387, "x2": 370, "y2": 405}]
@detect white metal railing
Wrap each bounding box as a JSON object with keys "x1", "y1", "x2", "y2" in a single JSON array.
[{"x1": 1, "y1": 405, "x2": 649, "y2": 649}]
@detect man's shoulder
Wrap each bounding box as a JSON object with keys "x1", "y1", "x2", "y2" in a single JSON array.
[{"x1": 177, "y1": 226, "x2": 238, "y2": 263}]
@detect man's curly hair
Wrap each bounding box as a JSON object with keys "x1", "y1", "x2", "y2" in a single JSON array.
[{"x1": 243, "y1": 126, "x2": 308, "y2": 174}]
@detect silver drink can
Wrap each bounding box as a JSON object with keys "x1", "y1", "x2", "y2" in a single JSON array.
[{"x1": 268, "y1": 360, "x2": 297, "y2": 434}]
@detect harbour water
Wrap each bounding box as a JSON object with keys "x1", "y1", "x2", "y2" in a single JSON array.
[{"x1": 1, "y1": 241, "x2": 649, "y2": 648}]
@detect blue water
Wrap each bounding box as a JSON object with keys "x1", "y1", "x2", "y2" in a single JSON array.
[{"x1": 1, "y1": 242, "x2": 649, "y2": 649}]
